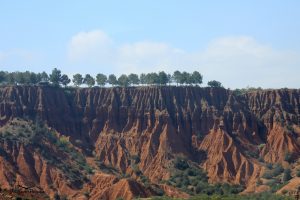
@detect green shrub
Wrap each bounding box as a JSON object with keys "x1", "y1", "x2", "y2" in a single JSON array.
[
  {"x1": 284, "y1": 152, "x2": 293, "y2": 163},
  {"x1": 266, "y1": 163, "x2": 273, "y2": 169},
  {"x1": 245, "y1": 150, "x2": 259, "y2": 158},
  {"x1": 186, "y1": 168, "x2": 197, "y2": 176},
  {"x1": 282, "y1": 168, "x2": 292, "y2": 182},
  {"x1": 84, "y1": 191, "x2": 90, "y2": 198},
  {"x1": 188, "y1": 192, "x2": 293, "y2": 200},
  {"x1": 147, "y1": 197, "x2": 172, "y2": 200},
  {"x1": 150, "y1": 185, "x2": 164, "y2": 196},
  {"x1": 258, "y1": 157, "x2": 264, "y2": 162},
  {"x1": 273, "y1": 164, "x2": 284, "y2": 176},
  {"x1": 131, "y1": 154, "x2": 140, "y2": 164},
  {"x1": 173, "y1": 157, "x2": 189, "y2": 170},
  {"x1": 270, "y1": 182, "x2": 288, "y2": 193},
  {"x1": 196, "y1": 132, "x2": 204, "y2": 140},
  {"x1": 256, "y1": 179, "x2": 262, "y2": 186},
  {"x1": 263, "y1": 164, "x2": 284, "y2": 179},
  {"x1": 258, "y1": 143, "x2": 265, "y2": 150},
  {"x1": 182, "y1": 178, "x2": 190, "y2": 187},
  {"x1": 266, "y1": 179, "x2": 278, "y2": 186},
  {"x1": 282, "y1": 189, "x2": 288, "y2": 194},
  {"x1": 140, "y1": 175, "x2": 150, "y2": 186},
  {"x1": 262, "y1": 172, "x2": 273, "y2": 179},
  {"x1": 56, "y1": 136, "x2": 69, "y2": 149},
  {"x1": 286, "y1": 124, "x2": 294, "y2": 132},
  {"x1": 132, "y1": 164, "x2": 142, "y2": 176},
  {"x1": 297, "y1": 170, "x2": 300, "y2": 177}
]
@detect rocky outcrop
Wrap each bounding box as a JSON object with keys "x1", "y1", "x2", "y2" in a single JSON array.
[
  {"x1": 87, "y1": 173, "x2": 155, "y2": 200},
  {"x1": 244, "y1": 89, "x2": 300, "y2": 163},
  {"x1": 244, "y1": 89, "x2": 300, "y2": 125},
  {"x1": 276, "y1": 177, "x2": 300, "y2": 194},
  {"x1": 196, "y1": 128, "x2": 262, "y2": 185},
  {"x1": 0, "y1": 140, "x2": 77, "y2": 199},
  {"x1": 0, "y1": 86, "x2": 299, "y2": 198}
]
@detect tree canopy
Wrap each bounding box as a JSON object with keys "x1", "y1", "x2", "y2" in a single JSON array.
[
  {"x1": 84, "y1": 74, "x2": 95, "y2": 87},
  {"x1": 49, "y1": 68, "x2": 62, "y2": 86},
  {"x1": 207, "y1": 80, "x2": 223, "y2": 88},
  {"x1": 60, "y1": 74, "x2": 70, "y2": 87},
  {"x1": 108, "y1": 74, "x2": 118, "y2": 86},
  {"x1": 118, "y1": 74, "x2": 129, "y2": 87},
  {"x1": 72, "y1": 74, "x2": 83, "y2": 87},
  {"x1": 158, "y1": 71, "x2": 169, "y2": 85},
  {"x1": 128, "y1": 73, "x2": 140, "y2": 85},
  {"x1": 96, "y1": 73, "x2": 107, "y2": 86},
  {"x1": 0, "y1": 69, "x2": 211, "y2": 88}
]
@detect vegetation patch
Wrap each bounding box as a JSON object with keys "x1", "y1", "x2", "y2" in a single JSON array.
[
  {"x1": 143, "y1": 192, "x2": 292, "y2": 200},
  {"x1": 165, "y1": 156, "x2": 244, "y2": 196},
  {"x1": 0, "y1": 117, "x2": 94, "y2": 189},
  {"x1": 262, "y1": 164, "x2": 284, "y2": 179},
  {"x1": 233, "y1": 87, "x2": 263, "y2": 96}
]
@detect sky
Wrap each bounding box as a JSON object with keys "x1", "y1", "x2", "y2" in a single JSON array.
[{"x1": 0, "y1": 0, "x2": 300, "y2": 89}]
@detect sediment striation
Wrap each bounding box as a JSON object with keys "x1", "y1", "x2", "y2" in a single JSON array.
[{"x1": 0, "y1": 86, "x2": 299, "y2": 199}]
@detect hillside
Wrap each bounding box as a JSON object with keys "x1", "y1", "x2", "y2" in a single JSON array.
[{"x1": 0, "y1": 85, "x2": 299, "y2": 199}]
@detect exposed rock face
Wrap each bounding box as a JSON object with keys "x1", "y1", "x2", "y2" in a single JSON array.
[
  {"x1": 244, "y1": 90, "x2": 300, "y2": 163},
  {"x1": 87, "y1": 173, "x2": 155, "y2": 200},
  {"x1": 0, "y1": 86, "x2": 299, "y2": 198},
  {"x1": 276, "y1": 177, "x2": 300, "y2": 194},
  {"x1": 197, "y1": 129, "x2": 262, "y2": 185},
  {"x1": 0, "y1": 139, "x2": 77, "y2": 198}
]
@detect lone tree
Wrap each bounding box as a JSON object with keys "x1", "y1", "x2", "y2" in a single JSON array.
[
  {"x1": 108, "y1": 74, "x2": 118, "y2": 86},
  {"x1": 61, "y1": 74, "x2": 70, "y2": 87},
  {"x1": 191, "y1": 71, "x2": 203, "y2": 85},
  {"x1": 72, "y1": 73, "x2": 83, "y2": 87},
  {"x1": 146, "y1": 72, "x2": 159, "y2": 85},
  {"x1": 36, "y1": 73, "x2": 43, "y2": 83},
  {"x1": 84, "y1": 74, "x2": 95, "y2": 87},
  {"x1": 140, "y1": 73, "x2": 146, "y2": 85},
  {"x1": 15, "y1": 72, "x2": 25, "y2": 84},
  {"x1": 158, "y1": 71, "x2": 169, "y2": 85},
  {"x1": 128, "y1": 73, "x2": 140, "y2": 86},
  {"x1": 49, "y1": 68, "x2": 62, "y2": 86},
  {"x1": 207, "y1": 80, "x2": 223, "y2": 88},
  {"x1": 172, "y1": 71, "x2": 182, "y2": 85},
  {"x1": 29, "y1": 72, "x2": 38, "y2": 84},
  {"x1": 180, "y1": 71, "x2": 189, "y2": 85},
  {"x1": 21, "y1": 71, "x2": 31, "y2": 84},
  {"x1": 40, "y1": 71, "x2": 49, "y2": 82},
  {"x1": 6, "y1": 73, "x2": 15, "y2": 84},
  {"x1": 0, "y1": 71, "x2": 6, "y2": 84},
  {"x1": 118, "y1": 74, "x2": 129, "y2": 87},
  {"x1": 96, "y1": 73, "x2": 107, "y2": 86}
]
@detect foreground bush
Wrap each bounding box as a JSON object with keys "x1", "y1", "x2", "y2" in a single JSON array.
[{"x1": 146, "y1": 192, "x2": 292, "y2": 200}]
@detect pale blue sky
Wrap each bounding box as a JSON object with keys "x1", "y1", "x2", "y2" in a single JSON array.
[{"x1": 0, "y1": 1, "x2": 300, "y2": 88}]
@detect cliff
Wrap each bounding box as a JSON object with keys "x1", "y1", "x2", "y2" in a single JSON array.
[{"x1": 0, "y1": 86, "x2": 299, "y2": 199}]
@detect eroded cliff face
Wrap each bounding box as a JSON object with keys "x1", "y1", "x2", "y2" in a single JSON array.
[
  {"x1": 0, "y1": 86, "x2": 299, "y2": 199},
  {"x1": 244, "y1": 90, "x2": 300, "y2": 163}
]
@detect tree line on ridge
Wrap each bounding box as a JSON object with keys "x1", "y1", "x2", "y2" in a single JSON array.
[{"x1": 0, "y1": 68, "x2": 223, "y2": 88}]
